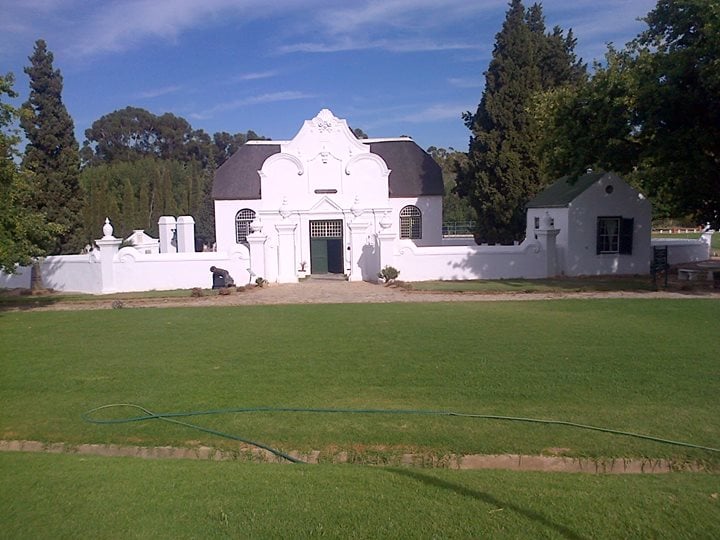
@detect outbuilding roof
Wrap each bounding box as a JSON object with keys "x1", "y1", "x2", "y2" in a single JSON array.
[
  {"x1": 526, "y1": 171, "x2": 608, "y2": 208},
  {"x1": 212, "y1": 139, "x2": 443, "y2": 201}
]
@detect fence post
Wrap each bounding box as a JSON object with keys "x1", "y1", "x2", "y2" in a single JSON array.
[{"x1": 95, "y1": 218, "x2": 121, "y2": 293}]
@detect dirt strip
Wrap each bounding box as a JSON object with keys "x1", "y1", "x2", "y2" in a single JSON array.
[
  {"x1": 0, "y1": 440, "x2": 706, "y2": 473},
  {"x1": 5, "y1": 280, "x2": 720, "y2": 311}
]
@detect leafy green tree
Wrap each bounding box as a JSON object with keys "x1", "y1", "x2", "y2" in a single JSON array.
[
  {"x1": 427, "y1": 146, "x2": 476, "y2": 224},
  {"x1": 456, "y1": 0, "x2": 585, "y2": 243},
  {"x1": 80, "y1": 157, "x2": 210, "y2": 241},
  {"x1": 0, "y1": 73, "x2": 63, "y2": 273},
  {"x1": 537, "y1": 0, "x2": 719, "y2": 225},
  {"x1": 20, "y1": 40, "x2": 83, "y2": 254}
]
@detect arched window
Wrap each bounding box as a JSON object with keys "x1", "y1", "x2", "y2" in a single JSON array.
[
  {"x1": 235, "y1": 209, "x2": 256, "y2": 244},
  {"x1": 399, "y1": 205, "x2": 422, "y2": 239}
]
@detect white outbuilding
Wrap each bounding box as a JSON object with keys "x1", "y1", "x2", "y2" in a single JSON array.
[{"x1": 525, "y1": 171, "x2": 653, "y2": 276}]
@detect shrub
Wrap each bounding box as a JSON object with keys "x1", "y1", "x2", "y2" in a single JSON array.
[
  {"x1": 190, "y1": 287, "x2": 204, "y2": 297},
  {"x1": 218, "y1": 287, "x2": 232, "y2": 296},
  {"x1": 255, "y1": 277, "x2": 269, "y2": 287},
  {"x1": 377, "y1": 266, "x2": 400, "y2": 284}
]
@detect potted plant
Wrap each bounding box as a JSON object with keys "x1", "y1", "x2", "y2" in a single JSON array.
[{"x1": 298, "y1": 261, "x2": 308, "y2": 279}]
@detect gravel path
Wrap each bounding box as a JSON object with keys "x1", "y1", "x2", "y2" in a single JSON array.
[{"x1": 10, "y1": 279, "x2": 720, "y2": 311}]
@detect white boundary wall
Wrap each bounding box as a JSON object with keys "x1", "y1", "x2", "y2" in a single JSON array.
[
  {"x1": 389, "y1": 239, "x2": 551, "y2": 281},
  {"x1": 0, "y1": 249, "x2": 250, "y2": 293},
  {"x1": 651, "y1": 233, "x2": 713, "y2": 265}
]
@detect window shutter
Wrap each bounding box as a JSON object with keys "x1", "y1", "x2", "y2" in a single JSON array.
[
  {"x1": 619, "y1": 218, "x2": 634, "y2": 255},
  {"x1": 596, "y1": 219, "x2": 602, "y2": 255}
]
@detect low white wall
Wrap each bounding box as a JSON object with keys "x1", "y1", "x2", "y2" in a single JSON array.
[
  {"x1": 1, "y1": 249, "x2": 250, "y2": 294},
  {"x1": 112, "y1": 249, "x2": 250, "y2": 292},
  {"x1": 0, "y1": 266, "x2": 31, "y2": 289},
  {"x1": 651, "y1": 236, "x2": 712, "y2": 265},
  {"x1": 389, "y1": 239, "x2": 548, "y2": 281},
  {"x1": 0, "y1": 255, "x2": 102, "y2": 293}
]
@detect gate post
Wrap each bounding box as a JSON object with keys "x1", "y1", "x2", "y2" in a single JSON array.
[
  {"x1": 275, "y1": 222, "x2": 298, "y2": 283},
  {"x1": 95, "y1": 218, "x2": 121, "y2": 293},
  {"x1": 247, "y1": 218, "x2": 267, "y2": 284},
  {"x1": 347, "y1": 221, "x2": 371, "y2": 282}
]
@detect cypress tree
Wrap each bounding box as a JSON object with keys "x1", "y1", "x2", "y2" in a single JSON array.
[
  {"x1": 21, "y1": 39, "x2": 84, "y2": 254},
  {"x1": 456, "y1": 1, "x2": 585, "y2": 243}
]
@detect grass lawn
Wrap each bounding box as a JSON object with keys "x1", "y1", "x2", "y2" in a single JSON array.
[
  {"x1": 1, "y1": 299, "x2": 718, "y2": 462},
  {"x1": 407, "y1": 275, "x2": 657, "y2": 293},
  {"x1": 1, "y1": 299, "x2": 719, "y2": 537},
  {"x1": 2, "y1": 452, "x2": 719, "y2": 539}
]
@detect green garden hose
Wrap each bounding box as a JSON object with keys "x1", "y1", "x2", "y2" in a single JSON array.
[{"x1": 82, "y1": 403, "x2": 720, "y2": 464}]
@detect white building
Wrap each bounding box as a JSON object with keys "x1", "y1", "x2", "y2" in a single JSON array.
[
  {"x1": 525, "y1": 171, "x2": 653, "y2": 276},
  {"x1": 213, "y1": 108, "x2": 444, "y2": 283}
]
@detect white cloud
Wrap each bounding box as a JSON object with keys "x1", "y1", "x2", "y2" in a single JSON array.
[
  {"x1": 233, "y1": 71, "x2": 278, "y2": 82},
  {"x1": 278, "y1": 37, "x2": 478, "y2": 55},
  {"x1": 60, "y1": 0, "x2": 307, "y2": 58},
  {"x1": 191, "y1": 90, "x2": 315, "y2": 119},
  {"x1": 133, "y1": 85, "x2": 182, "y2": 99}
]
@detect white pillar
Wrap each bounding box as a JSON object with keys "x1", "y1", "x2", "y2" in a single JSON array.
[
  {"x1": 377, "y1": 231, "x2": 396, "y2": 278},
  {"x1": 275, "y1": 222, "x2": 298, "y2": 283},
  {"x1": 95, "y1": 218, "x2": 121, "y2": 293},
  {"x1": 247, "y1": 233, "x2": 267, "y2": 285},
  {"x1": 536, "y1": 213, "x2": 560, "y2": 277},
  {"x1": 347, "y1": 221, "x2": 371, "y2": 282},
  {"x1": 176, "y1": 216, "x2": 195, "y2": 253},
  {"x1": 158, "y1": 216, "x2": 177, "y2": 253}
]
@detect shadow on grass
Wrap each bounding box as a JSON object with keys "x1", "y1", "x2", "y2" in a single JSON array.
[
  {"x1": 386, "y1": 467, "x2": 586, "y2": 540},
  {"x1": 0, "y1": 291, "x2": 66, "y2": 312}
]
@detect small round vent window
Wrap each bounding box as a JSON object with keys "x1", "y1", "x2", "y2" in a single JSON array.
[{"x1": 605, "y1": 185, "x2": 614, "y2": 194}]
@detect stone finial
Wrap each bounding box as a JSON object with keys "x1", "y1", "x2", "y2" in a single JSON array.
[
  {"x1": 250, "y1": 216, "x2": 263, "y2": 233},
  {"x1": 351, "y1": 196, "x2": 362, "y2": 217},
  {"x1": 541, "y1": 211, "x2": 554, "y2": 230},
  {"x1": 102, "y1": 218, "x2": 114, "y2": 238},
  {"x1": 279, "y1": 197, "x2": 291, "y2": 219}
]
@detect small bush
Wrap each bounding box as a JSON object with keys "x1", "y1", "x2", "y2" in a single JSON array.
[
  {"x1": 190, "y1": 287, "x2": 204, "y2": 297},
  {"x1": 218, "y1": 287, "x2": 232, "y2": 296},
  {"x1": 377, "y1": 266, "x2": 400, "y2": 284},
  {"x1": 255, "y1": 277, "x2": 268, "y2": 287},
  {"x1": 111, "y1": 300, "x2": 124, "y2": 309}
]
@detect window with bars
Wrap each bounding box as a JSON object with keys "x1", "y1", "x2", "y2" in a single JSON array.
[
  {"x1": 399, "y1": 205, "x2": 422, "y2": 239},
  {"x1": 235, "y1": 209, "x2": 256, "y2": 243},
  {"x1": 310, "y1": 220, "x2": 343, "y2": 238}
]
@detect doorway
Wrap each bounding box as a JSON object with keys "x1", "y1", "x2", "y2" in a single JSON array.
[{"x1": 310, "y1": 220, "x2": 344, "y2": 274}]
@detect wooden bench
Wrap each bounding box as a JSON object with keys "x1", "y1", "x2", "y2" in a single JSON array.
[{"x1": 677, "y1": 268, "x2": 705, "y2": 281}]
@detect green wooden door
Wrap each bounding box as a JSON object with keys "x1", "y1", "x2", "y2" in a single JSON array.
[
  {"x1": 311, "y1": 238, "x2": 328, "y2": 274},
  {"x1": 310, "y1": 220, "x2": 343, "y2": 275}
]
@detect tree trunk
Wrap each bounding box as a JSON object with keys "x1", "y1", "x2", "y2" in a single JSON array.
[{"x1": 30, "y1": 260, "x2": 44, "y2": 291}]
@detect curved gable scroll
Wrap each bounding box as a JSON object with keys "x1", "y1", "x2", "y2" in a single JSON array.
[
  {"x1": 345, "y1": 153, "x2": 391, "y2": 201},
  {"x1": 262, "y1": 152, "x2": 305, "y2": 176},
  {"x1": 259, "y1": 152, "x2": 307, "y2": 203},
  {"x1": 345, "y1": 153, "x2": 390, "y2": 177}
]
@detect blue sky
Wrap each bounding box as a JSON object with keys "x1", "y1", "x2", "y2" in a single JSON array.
[{"x1": 2, "y1": 0, "x2": 656, "y2": 152}]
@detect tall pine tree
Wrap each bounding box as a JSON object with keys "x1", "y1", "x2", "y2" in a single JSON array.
[
  {"x1": 456, "y1": 0, "x2": 584, "y2": 243},
  {"x1": 21, "y1": 39, "x2": 83, "y2": 254}
]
